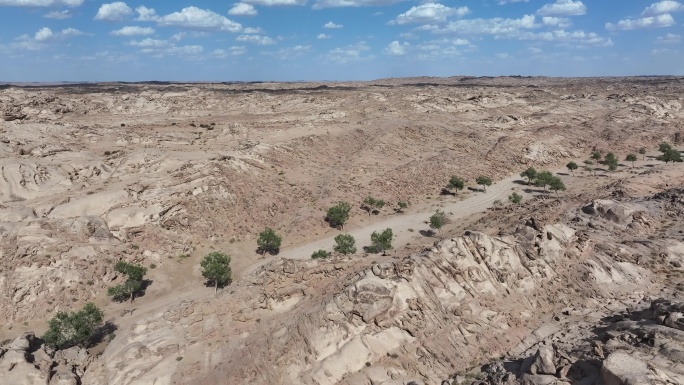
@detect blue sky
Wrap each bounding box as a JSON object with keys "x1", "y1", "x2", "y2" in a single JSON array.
[{"x1": 0, "y1": 0, "x2": 683, "y2": 81}]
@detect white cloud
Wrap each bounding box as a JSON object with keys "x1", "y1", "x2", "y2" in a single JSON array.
[
  {"x1": 242, "y1": 0, "x2": 306, "y2": 5},
  {"x1": 140, "y1": 45, "x2": 204, "y2": 58},
  {"x1": 542, "y1": 16, "x2": 571, "y2": 27},
  {"x1": 13, "y1": 26, "x2": 84, "y2": 50},
  {"x1": 528, "y1": 46, "x2": 543, "y2": 53},
  {"x1": 243, "y1": 27, "x2": 264, "y2": 34},
  {"x1": 157, "y1": 7, "x2": 242, "y2": 32},
  {"x1": 498, "y1": 0, "x2": 528, "y2": 4},
  {"x1": 236, "y1": 34, "x2": 276, "y2": 45},
  {"x1": 537, "y1": 0, "x2": 586, "y2": 16},
  {"x1": 657, "y1": 33, "x2": 681, "y2": 43},
  {"x1": 213, "y1": 46, "x2": 246, "y2": 57},
  {"x1": 0, "y1": 0, "x2": 82, "y2": 7},
  {"x1": 44, "y1": 9, "x2": 71, "y2": 18},
  {"x1": 390, "y1": 3, "x2": 470, "y2": 25},
  {"x1": 606, "y1": 14, "x2": 675, "y2": 30},
  {"x1": 317, "y1": 33, "x2": 331, "y2": 39},
  {"x1": 313, "y1": 0, "x2": 402, "y2": 9},
  {"x1": 265, "y1": 45, "x2": 312, "y2": 60},
  {"x1": 324, "y1": 21, "x2": 343, "y2": 28},
  {"x1": 437, "y1": 15, "x2": 537, "y2": 35},
  {"x1": 229, "y1": 3, "x2": 257, "y2": 16},
  {"x1": 135, "y1": 5, "x2": 158, "y2": 21},
  {"x1": 652, "y1": 47, "x2": 679, "y2": 55},
  {"x1": 128, "y1": 38, "x2": 169, "y2": 47},
  {"x1": 642, "y1": 1, "x2": 684, "y2": 16},
  {"x1": 94, "y1": 2, "x2": 132, "y2": 21},
  {"x1": 384, "y1": 40, "x2": 408, "y2": 55},
  {"x1": 111, "y1": 26, "x2": 155, "y2": 36},
  {"x1": 322, "y1": 41, "x2": 370, "y2": 62}
]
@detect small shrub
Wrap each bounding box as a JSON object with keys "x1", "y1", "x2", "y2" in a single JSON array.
[
  {"x1": 149, "y1": 263, "x2": 157, "y2": 269},
  {"x1": 311, "y1": 249, "x2": 330, "y2": 259}
]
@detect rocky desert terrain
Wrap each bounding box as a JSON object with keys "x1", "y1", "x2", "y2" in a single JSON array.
[{"x1": 1, "y1": 76, "x2": 684, "y2": 385}]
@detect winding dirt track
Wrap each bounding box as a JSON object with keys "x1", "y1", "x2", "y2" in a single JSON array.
[{"x1": 276, "y1": 174, "x2": 523, "y2": 261}]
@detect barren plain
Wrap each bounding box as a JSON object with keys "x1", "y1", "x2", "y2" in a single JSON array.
[{"x1": 1, "y1": 76, "x2": 684, "y2": 385}]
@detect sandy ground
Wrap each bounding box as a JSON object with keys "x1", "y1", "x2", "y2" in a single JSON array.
[{"x1": 1, "y1": 77, "x2": 683, "y2": 339}]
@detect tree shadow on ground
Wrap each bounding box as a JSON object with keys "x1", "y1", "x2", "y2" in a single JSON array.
[
  {"x1": 557, "y1": 172, "x2": 570, "y2": 176},
  {"x1": 419, "y1": 229, "x2": 436, "y2": 237},
  {"x1": 88, "y1": 321, "x2": 118, "y2": 348},
  {"x1": 523, "y1": 188, "x2": 549, "y2": 194},
  {"x1": 467, "y1": 186, "x2": 484, "y2": 192},
  {"x1": 109, "y1": 279, "x2": 153, "y2": 303},
  {"x1": 440, "y1": 188, "x2": 456, "y2": 196},
  {"x1": 513, "y1": 179, "x2": 529, "y2": 185}
]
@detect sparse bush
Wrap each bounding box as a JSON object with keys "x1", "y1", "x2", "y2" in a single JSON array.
[
  {"x1": 638, "y1": 147, "x2": 647, "y2": 160},
  {"x1": 657, "y1": 148, "x2": 683, "y2": 163},
  {"x1": 368, "y1": 228, "x2": 393, "y2": 254},
  {"x1": 362, "y1": 196, "x2": 386, "y2": 216},
  {"x1": 446, "y1": 176, "x2": 465, "y2": 193},
  {"x1": 311, "y1": 250, "x2": 330, "y2": 259},
  {"x1": 625, "y1": 153, "x2": 637, "y2": 167},
  {"x1": 549, "y1": 176, "x2": 566, "y2": 196},
  {"x1": 395, "y1": 201, "x2": 409, "y2": 213},
  {"x1": 42, "y1": 303, "x2": 103, "y2": 350},
  {"x1": 508, "y1": 192, "x2": 523, "y2": 204},
  {"x1": 326, "y1": 202, "x2": 351, "y2": 229},
  {"x1": 535, "y1": 171, "x2": 555, "y2": 191},
  {"x1": 257, "y1": 227, "x2": 282, "y2": 255},
  {"x1": 520, "y1": 167, "x2": 537, "y2": 185},
  {"x1": 429, "y1": 210, "x2": 446, "y2": 238},
  {"x1": 475, "y1": 176, "x2": 492, "y2": 192},
  {"x1": 333, "y1": 234, "x2": 356, "y2": 255},
  {"x1": 108, "y1": 262, "x2": 147, "y2": 302}
]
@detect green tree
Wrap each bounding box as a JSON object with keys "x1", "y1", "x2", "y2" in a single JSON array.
[
  {"x1": 604, "y1": 152, "x2": 617, "y2": 165},
  {"x1": 446, "y1": 176, "x2": 465, "y2": 194},
  {"x1": 535, "y1": 171, "x2": 555, "y2": 191},
  {"x1": 429, "y1": 210, "x2": 446, "y2": 238},
  {"x1": 657, "y1": 148, "x2": 683, "y2": 163},
  {"x1": 638, "y1": 147, "x2": 647, "y2": 160},
  {"x1": 395, "y1": 201, "x2": 409, "y2": 213},
  {"x1": 548, "y1": 176, "x2": 566, "y2": 197},
  {"x1": 566, "y1": 162, "x2": 578, "y2": 176},
  {"x1": 108, "y1": 262, "x2": 147, "y2": 302},
  {"x1": 42, "y1": 303, "x2": 104, "y2": 350},
  {"x1": 361, "y1": 196, "x2": 386, "y2": 216},
  {"x1": 107, "y1": 279, "x2": 142, "y2": 303},
  {"x1": 369, "y1": 228, "x2": 393, "y2": 254},
  {"x1": 201, "y1": 252, "x2": 232, "y2": 293},
  {"x1": 475, "y1": 176, "x2": 492, "y2": 192},
  {"x1": 625, "y1": 153, "x2": 638, "y2": 168},
  {"x1": 257, "y1": 227, "x2": 282, "y2": 255},
  {"x1": 326, "y1": 201, "x2": 351, "y2": 229},
  {"x1": 590, "y1": 151, "x2": 602, "y2": 161},
  {"x1": 607, "y1": 160, "x2": 618, "y2": 172},
  {"x1": 311, "y1": 250, "x2": 330, "y2": 259},
  {"x1": 114, "y1": 261, "x2": 146, "y2": 282},
  {"x1": 508, "y1": 192, "x2": 523, "y2": 204},
  {"x1": 334, "y1": 234, "x2": 357, "y2": 255},
  {"x1": 520, "y1": 167, "x2": 537, "y2": 185},
  {"x1": 659, "y1": 142, "x2": 673, "y2": 153}
]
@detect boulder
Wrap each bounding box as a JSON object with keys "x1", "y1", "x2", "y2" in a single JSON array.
[{"x1": 529, "y1": 346, "x2": 556, "y2": 375}]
